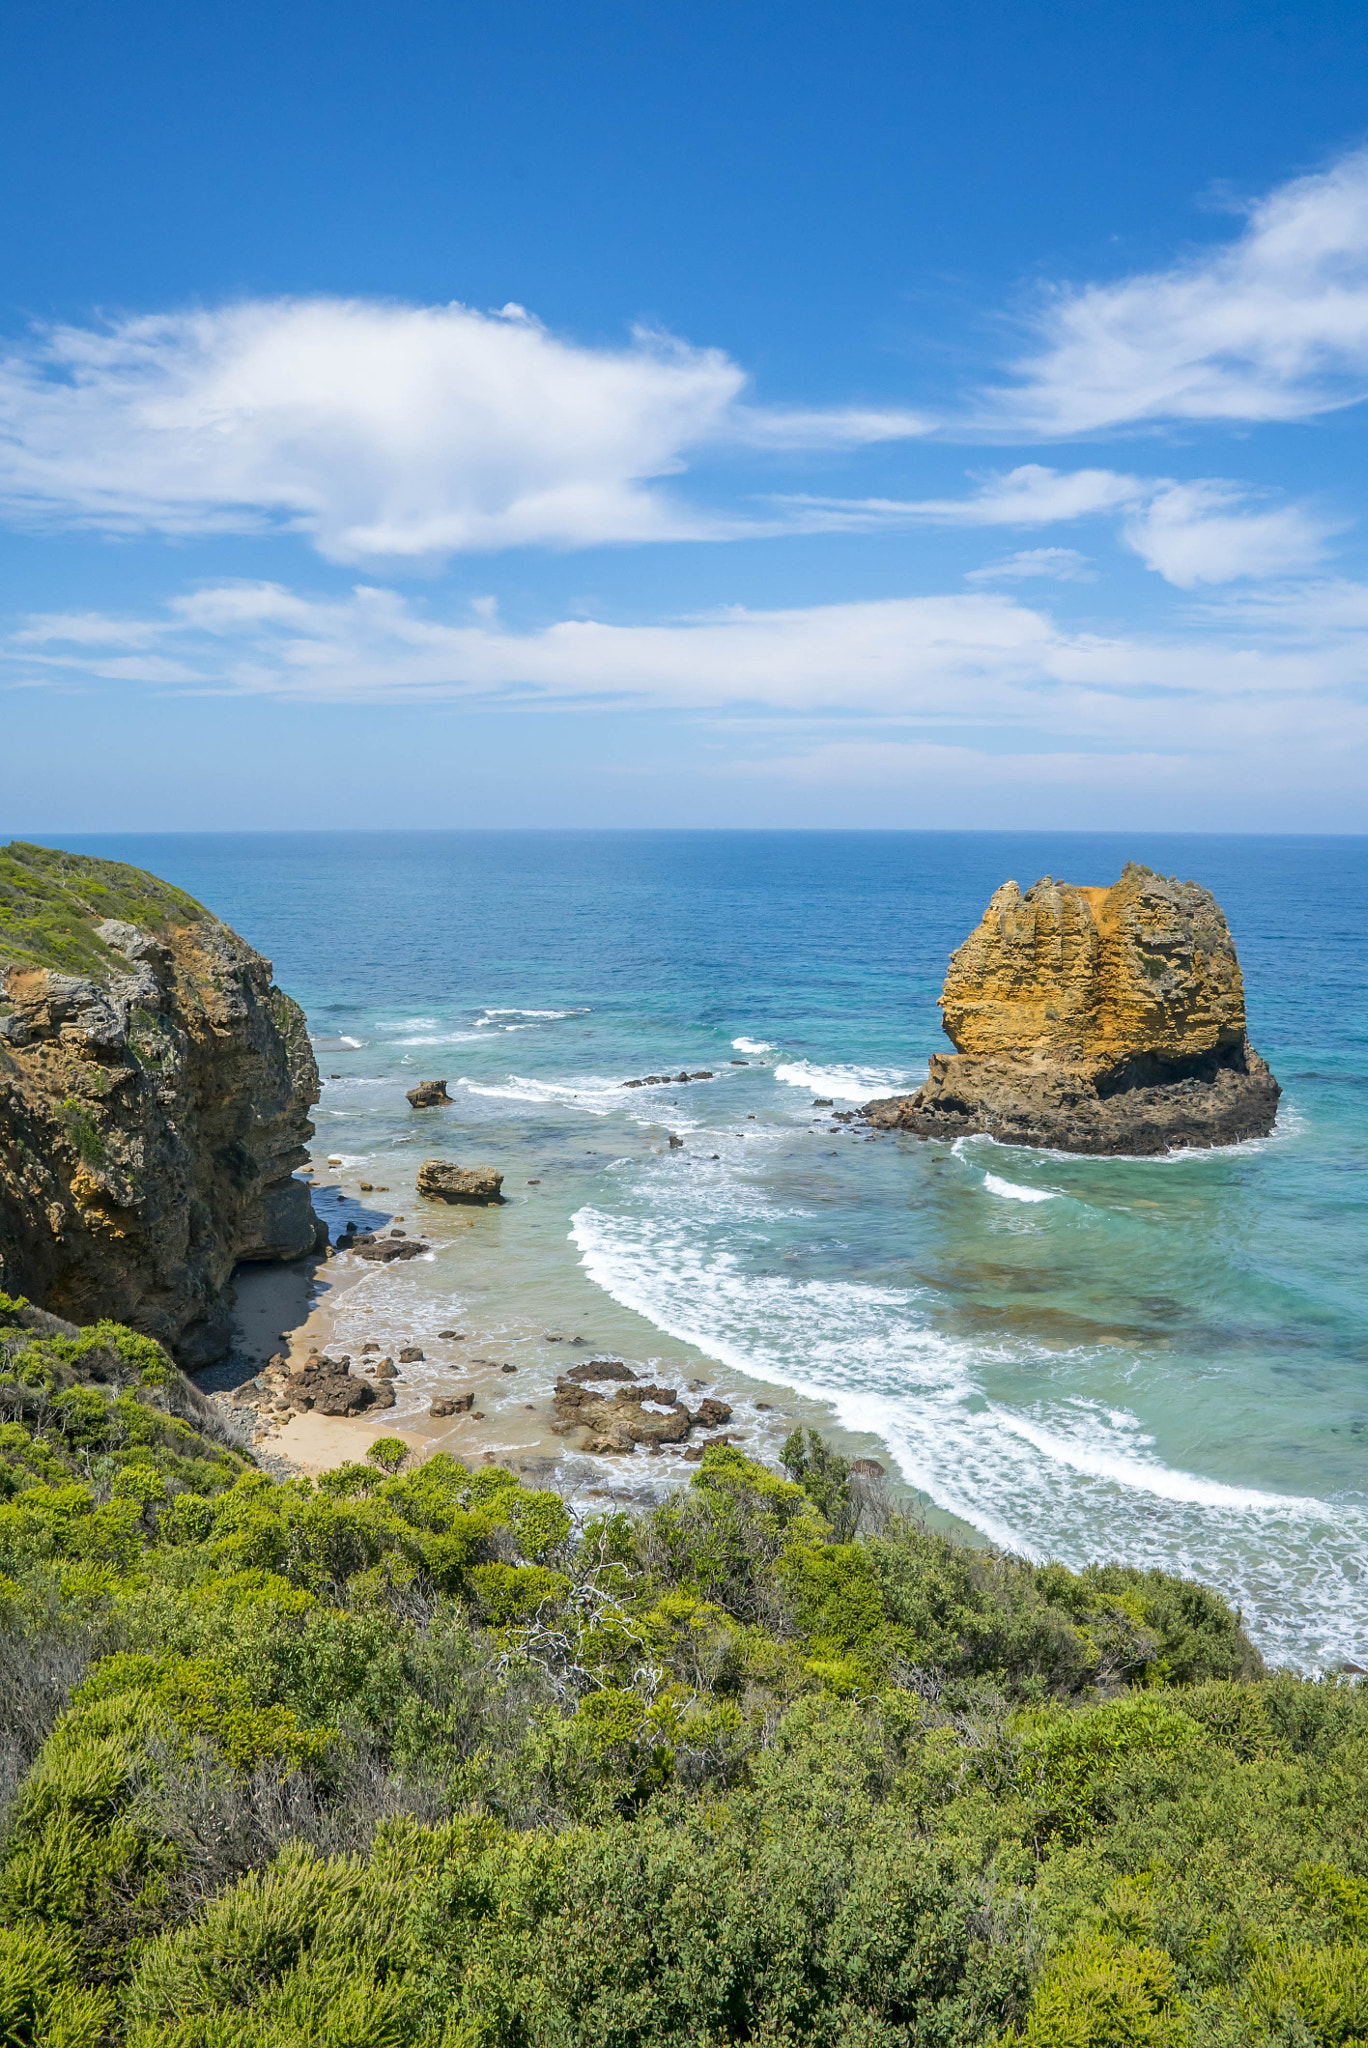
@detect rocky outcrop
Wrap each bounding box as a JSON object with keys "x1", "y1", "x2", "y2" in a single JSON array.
[
  {"x1": 0, "y1": 842, "x2": 324, "y2": 1364},
  {"x1": 406, "y1": 1079, "x2": 450, "y2": 1108},
  {"x1": 865, "y1": 864, "x2": 1280, "y2": 1156},
  {"x1": 416, "y1": 1160, "x2": 504, "y2": 1205}
]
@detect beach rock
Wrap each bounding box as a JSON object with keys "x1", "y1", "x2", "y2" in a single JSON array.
[
  {"x1": 398, "y1": 1346, "x2": 424, "y2": 1362},
  {"x1": 668, "y1": 1134, "x2": 684, "y2": 1149},
  {"x1": 615, "y1": 1382, "x2": 679, "y2": 1406},
  {"x1": 851, "y1": 1457, "x2": 885, "y2": 1477},
  {"x1": 368, "y1": 1384, "x2": 397, "y2": 1409},
  {"x1": 553, "y1": 1380, "x2": 606, "y2": 1411},
  {"x1": 864, "y1": 864, "x2": 1280, "y2": 1157},
  {"x1": 279, "y1": 1353, "x2": 378, "y2": 1415},
  {"x1": 565, "y1": 1358, "x2": 637, "y2": 1383},
  {"x1": 691, "y1": 1397, "x2": 733, "y2": 1428},
  {"x1": 416, "y1": 1160, "x2": 504, "y2": 1205},
  {"x1": 0, "y1": 842, "x2": 323, "y2": 1365},
  {"x1": 375, "y1": 1358, "x2": 397, "y2": 1379},
  {"x1": 406, "y1": 1079, "x2": 451, "y2": 1108},
  {"x1": 627, "y1": 1404, "x2": 690, "y2": 1445},
  {"x1": 430, "y1": 1392, "x2": 474, "y2": 1417},
  {"x1": 354, "y1": 1236, "x2": 429, "y2": 1263}
]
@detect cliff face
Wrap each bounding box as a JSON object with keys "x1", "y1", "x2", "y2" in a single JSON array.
[
  {"x1": 0, "y1": 843, "x2": 323, "y2": 1364},
  {"x1": 866, "y1": 864, "x2": 1280, "y2": 1156},
  {"x1": 939, "y1": 866, "x2": 1248, "y2": 1081}
]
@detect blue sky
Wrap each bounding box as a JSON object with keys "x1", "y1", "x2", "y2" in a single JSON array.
[{"x1": 4, "y1": 0, "x2": 1368, "y2": 831}]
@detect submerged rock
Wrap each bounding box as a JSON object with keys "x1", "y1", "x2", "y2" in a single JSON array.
[
  {"x1": 416, "y1": 1160, "x2": 504, "y2": 1204},
  {"x1": 0, "y1": 841, "x2": 324, "y2": 1365},
  {"x1": 864, "y1": 864, "x2": 1279, "y2": 1156}
]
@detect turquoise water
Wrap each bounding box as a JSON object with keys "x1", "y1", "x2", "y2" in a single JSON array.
[{"x1": 49, "y1": 831, "x2": 1368, "y2": 1669}]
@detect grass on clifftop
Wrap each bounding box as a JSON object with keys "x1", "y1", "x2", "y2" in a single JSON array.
[{"x1": 0, "y1": 842, "x2": 213, "y2": 977}]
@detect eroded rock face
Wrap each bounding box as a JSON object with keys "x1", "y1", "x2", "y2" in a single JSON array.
[
  {"x1": 865, "y1": 864, "x2": 1280, "y2": 1156},
  {"x1": 0, "y1": 842, "x2": 324, "y2": 1363}
]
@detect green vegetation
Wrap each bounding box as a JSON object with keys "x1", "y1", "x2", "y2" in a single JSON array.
[
  {"x1": 0, "y1": 842, "x2": 212, "y2": 977},
  {"x1": 0, "y1": 1303, "x2": 1364, "y2": 2047}
]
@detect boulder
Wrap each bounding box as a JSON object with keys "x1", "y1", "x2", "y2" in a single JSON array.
[
  {"x1": 691, "y1": 1397, "x2": 733, "y2": 1428},
  {"x1": 398, "y1": 1346, "x2": 424, "y2": 1363},
  {"x1": 416, "y1": 1160, "x2": 504, "y2": 1205},
  {"x1": 864, "y1": 865, "x2": 1280, "y2": 1156},
  {"x1": 406, "y1": 1079, "x2": 451, "y2": 1108},
  {"x1": 430, "y1": 1392, "x2": 474, "y2": 1418},
  {"x1": 353, "y1": 1236, "x2": 429, "y2": 1263}
]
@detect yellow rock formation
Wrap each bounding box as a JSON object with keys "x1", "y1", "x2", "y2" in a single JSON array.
[{"x1": 939, "y1": 862, "x2": 1247, "y2": 1076}]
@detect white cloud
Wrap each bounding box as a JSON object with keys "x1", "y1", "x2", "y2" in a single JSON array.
[
  {"x1": 783, "y1": 463, "x2": 1339, "y2": 587},
  {"x1": 1122, "y1": 482, "x2": 1339, "y2": 586},
  {"x1": 965, "y1": 548, "x2": 1095, "y2": 583},
  {"x1": 992, "y1": 148, "x2": 1368, "y2": 432},
  {"x1": 781, "y1": 464, "x2": 1146, "y2": 529},
  {"x1": 0, "y1": 297, "x2": 927, "y2": 561},
  {"x1": 11, "y1": 578, "x2": 1368, "y2": 789}
]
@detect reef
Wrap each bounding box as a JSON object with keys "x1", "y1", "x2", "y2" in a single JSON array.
[
  {"x1": 0, "y1": 841, "x2": 324, "y2": 1364},
  {"x1": 864, "y1": 863, "x2": 1280, "y2": 1156}
]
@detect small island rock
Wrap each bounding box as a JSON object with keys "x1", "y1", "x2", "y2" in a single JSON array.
[
  {"x1": 864, "y1": 864, "x2": 1279, "y2": 1157},
  {"x1": 406, "y1": 1079, "x2": 451, "y2": 1108}
]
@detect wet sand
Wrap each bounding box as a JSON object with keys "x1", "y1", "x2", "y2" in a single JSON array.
[{"x1": 216, "y1": 1154, "x2": 907, "y2": 1509}]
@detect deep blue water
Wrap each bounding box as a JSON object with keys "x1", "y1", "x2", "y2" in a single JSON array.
[{"x1": 37, "y1": 830, "x2": 1368, "y2": 1668}]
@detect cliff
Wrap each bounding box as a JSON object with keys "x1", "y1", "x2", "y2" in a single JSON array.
[
  {"x1": 865, "y1": 863, "x2": 1280, "y2": 1155},
  {"x1": 0, "y1": 842, "x2": 324, "y2": 1364}
]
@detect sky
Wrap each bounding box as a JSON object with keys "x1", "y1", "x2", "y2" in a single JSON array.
[{"x1": 3, "y1": 0, "x2": 1368, "y2": 832}]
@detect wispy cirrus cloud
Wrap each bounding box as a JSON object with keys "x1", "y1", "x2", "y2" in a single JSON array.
[
  {"x1": 987, "y1": 148, "x2": 1368, "y2": 434},
  {"x1": 781, "y1": 463, "x2": 1339, "y2": 585},
  {"x1": 964, "y1": 547, "x2": 1096, "y2": 583},
  {"x1": 0, "y1": 297, "x2": 927, "y2": 563}
]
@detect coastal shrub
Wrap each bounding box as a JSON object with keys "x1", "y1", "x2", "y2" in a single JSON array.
[{"x1": 0, "y1": 1304, "x2": 1363, "y2": 2047}]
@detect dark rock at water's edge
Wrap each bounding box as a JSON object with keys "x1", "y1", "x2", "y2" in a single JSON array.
[
  {"x1": 416, "y1": 1159, "x2": 504, "y2": 1204},
  {"x1": 865, "y1": 864, "x2": 1281, "y2": 1157},
  {"x1": 0, "y1": 842, "x2": 325, "y2": 1365},
  {"x1": 864, "y1": 1038, "x2": 1280, "y2": 1157},
  {"x1": 406, "y1": 1078, "x2": 451, "y2": 1108}
]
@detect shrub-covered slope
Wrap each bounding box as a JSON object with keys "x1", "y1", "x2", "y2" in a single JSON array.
[{"x1": 0, "y1": 1303, "x2": 1363, "y2": 2048}]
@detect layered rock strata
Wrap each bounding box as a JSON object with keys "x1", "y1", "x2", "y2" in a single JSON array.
[
  {"x1": 0, "y1": 842, "x2": 324, "y2": 1363},
  {"x1": 864, "y1": 864, "x2": 1280, "y2": 1156}
]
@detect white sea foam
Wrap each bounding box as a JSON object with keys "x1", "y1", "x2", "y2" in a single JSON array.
[
  {"x1": 569, "y1": 1195, "x2": 1368, "y2": 1670},
  {"x1": 732, "y1": 1037, "x2": 773, "y2": 1055},
  {"x1": 983, "y1": 1172, "x2": 1059, "y2": 1204},
  {"x1": 773, "y1": 1059, "x2": 914, "y2": 1104},
  {"x1": 475, "y1": 1007, "x2": 591, "y2": 1023},
  {"x1": 339, "y1": 1036, "x2": 365, "y2": 1048},
  {"x1": 392, "y1": 1031, "x2": 485, "y2": 1047}
]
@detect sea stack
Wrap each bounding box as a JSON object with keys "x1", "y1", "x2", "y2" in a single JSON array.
[
  {"x1": 864, "y1": 863, "x2": 1280, "y2": 1156},
  {"x1": 0, "y1": 842, "x2": 326, "y2": 1363}
]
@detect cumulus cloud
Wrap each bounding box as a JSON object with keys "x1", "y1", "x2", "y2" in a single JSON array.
[
  {"x1": 991, "y1": 149, "x2": 1368, "y2": 433},
  {"x1": 1121, "y1": 482, "x2": 1339, "y2": 586},
  {"x1": 0, "y1": 297, "x2": 927, "y2": 561}
]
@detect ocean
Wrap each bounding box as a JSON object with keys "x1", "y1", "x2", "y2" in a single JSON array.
[{"x1": 45, "y1": 830, "x2": 1368, "y2": 1670}]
